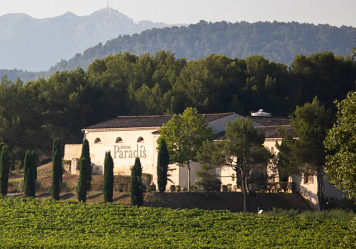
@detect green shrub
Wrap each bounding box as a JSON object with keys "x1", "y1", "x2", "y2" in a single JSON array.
[
  {"x1": 17, "y1": 180, "x2": 25, "y2": 192},
  {"x1": 193, "y1": 177, "x2": 221, "y2": 194},
  {"x1": 176, "y1": 185, "x2": 181, "y2": 192},
  {"x1": 170, "y1": 185, "x2": 175, "y2": 192}
]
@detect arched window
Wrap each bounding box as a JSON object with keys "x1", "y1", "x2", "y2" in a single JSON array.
[
  {"x1": 116, "y1": 137, "x2": 123, "y2": 143},
  {"x1": 137, "y1": 137, "x2": 144, "y2": 143},
  {"x1": 94, "y1": 138, "x2": 101, "y2": 144}
]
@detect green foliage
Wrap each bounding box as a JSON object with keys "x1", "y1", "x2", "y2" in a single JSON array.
[
  {"x1": 52, "y1": 138, "x2": 62, "y2": 200},
  {"x1": 81, "y1": 139, "x2": 92, "y2": 191},
  {"x1": 157, "y1": 138, "x2": 169, "y2": 192},
  {"x1": 196, "y1": 140, "x2": 224, "y2": 194},
  {"x1": 103, "y1": 151, "x2": 114, "y2": 203},
  {"x1": 222, "y1": 118, "x2": 271, "y2": 212},
  {"x1": 77, "y1": 139, "x2": 91, "y2": 203},
  {"x1": 0, "y1": 51, "x2": 356, "y2": 168},
  {"x1": 324, "y1": 91, "x2": 356, "y2": 199},
  {"x1": 340, "y1": 217, "x2": 356, "y2": 248},
  {"x1": 0, "y1": 145, "x2": 9, "y2": 196},
  {"x1": 158, "y1": 107, "x2": 213, "y2": 190},
  {"x1": 77, "y1": 157, "x2": 87, "y2": 203},
  {"x1": 290, "y1": 97, "x2": 333, "y2": 210},
  {"x1": 24, "y1": 150, "x2": 36, "y2": 197},
  {"x1": 130, "y1": 158, "x2": 143, "y2": 206},
  {"x1": 0, "y1": 198, "x2": 352, "y2": 248},
  {"x1": 38, "y1": 21, "x2": 356, "y2": 76},
  {"x1": 192, "y1": 177, "x2": 221, "y2": 194}
]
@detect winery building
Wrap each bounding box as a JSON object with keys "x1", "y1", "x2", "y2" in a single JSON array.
[{"x1": 64, "y1": 112, "x2": 345, "y2": 208}]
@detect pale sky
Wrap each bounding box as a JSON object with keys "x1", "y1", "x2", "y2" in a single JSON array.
[{"x1": 0, "y1": 0, "x2": 355, "y2": 27}]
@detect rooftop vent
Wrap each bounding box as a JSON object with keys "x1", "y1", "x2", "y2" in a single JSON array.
[{"x1": 251, "y1": 109, "x2": 272, "y2": 117}]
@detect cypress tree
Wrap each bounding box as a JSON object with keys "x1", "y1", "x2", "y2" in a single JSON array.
[
  {"x1": 130, "y1": 157, "x2": 143, "y2": 206},
  {"x1": 24, "y1": 150, "x2": 35, "y2": 197},
  {"x1": 157, "y1": 138, "x2": 169, "y2": 192},
  {"x1": 77, "y1": 157, "x2": 87, "y2": 202},
  {"x1": 77, "y1": 139, "x2": 91, "y2": 202},
  {"x1": 103, "y1": 151, "x2": 114, "y2": 203},
  {"x1": 81, "y1": 139, "x2": 92, "y2": 191},
  {"x1": 52, "y1": 138, "x2": 63, "y2": 200},
  {"x1": 0, "y1": 145, "x2": 9, "y2": 196}
]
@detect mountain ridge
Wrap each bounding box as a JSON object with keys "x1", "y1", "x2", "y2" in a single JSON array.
[{"x1": 0, "y1": 8, "x2": 174, "y2": 71}]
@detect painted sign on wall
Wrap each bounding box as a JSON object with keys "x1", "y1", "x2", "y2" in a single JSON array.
[{"x1": 113, "y1": 145, "x2": 147, "y2": 159}]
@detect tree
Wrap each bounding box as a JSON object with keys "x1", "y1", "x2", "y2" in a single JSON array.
[
  {"x1": 52, "y1": 138, "x2": 63, "y2": 200},
  {"x1": 195, "y1": 140, "x2": 224, "y2": 193},
  {"x1": 290, "y1": 97, "x2": 333, "y2": 211},
  {"x1": 103, "y1": 151, "x2": 114, "y2": 203},
  {"x1": 77, "y1": 139, "x2": 91, "y2": 202},
  {"x1": 324, "y1": 91, "x2": 356, "y2": 199},
  {"x1": 157, "y1": 138, "x2": 169, "y2": 192},
  {"x1": 0, "y1": 144, "x2": 9, "y2": 196},
  {"x1": 24, "y1": 150, "x2": 36, "y2": 197},
  {"x1": 80, "y1": 139, "x2": 92, "y2": 191},
  {"x1": 77, "y1": 157, "x2": 87, "y2": 202},
  {"x1": 275, "y1": 127, "x2": 300, "y2": 187},
  {"x1": 222, "y1": 118, "x2": 270, "y2": 212},
  {"x1": 131, "y1": 158, "x2": 143, "y2": 206},
  {"x1": 158, "y1": 107, "x2": 213, "y2": 191}
]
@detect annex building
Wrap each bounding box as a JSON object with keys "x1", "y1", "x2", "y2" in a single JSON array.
[{"x1": 64, "y1": 112, "x2": 345, "y2": 209}]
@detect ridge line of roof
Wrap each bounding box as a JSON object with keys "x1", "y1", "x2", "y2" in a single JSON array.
[{"x1": 115, "y1": 112, "x2": 236, "y2": 118}]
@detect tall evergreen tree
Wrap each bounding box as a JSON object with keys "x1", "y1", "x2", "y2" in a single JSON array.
[
  {"x1": 77, "y1": 139, "x2": 91, "y2": 202},
  {"x1": 81, "y1": 139, "x2": 92, "y2": 191},
  {"x1": 77, "y1": 157, "x2": 87, "y2": 202},
  {"x1": 103, "y1": 151, "x2": 114, "y2": 203},
  {"x1": 52, "y1": 138, "x2": 63, "y2": 200},
  {"x1": 157, "y1": 138, "x2": 169, "y2": 192},
  {"x1": 24, "y1": 150, "x2": 35, "y2": 197},
  {"x1": 0, "y1": 145, "x2": 9, "y2": 196},
  {"x1": 131, "y1": 158, "x2": 143, "y2": 206}
]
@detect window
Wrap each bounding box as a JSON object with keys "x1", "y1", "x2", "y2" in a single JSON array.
[
  {"x1": 304, "y1": 173, "x2": 314, "y2": 184},
  {"x1": 94, "y1": 138, "x2": 101, "y2": 144},
  {"x1": 137, "y1": 137, "x2": 144, "y2": 143},
  {"x1": 115, "y1": 137, "x2": 123, "y2": 143},
  {"x1": 271, "y1": 147, "x2": 275, "y2": 154}
]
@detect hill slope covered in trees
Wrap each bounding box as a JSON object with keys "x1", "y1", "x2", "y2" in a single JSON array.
[
  {"x1": 1, "y1": 51, "x2": 356, "y2": 166},
  {"x1": 2, "y1": 20, "x2": 355, "y2": 82}
]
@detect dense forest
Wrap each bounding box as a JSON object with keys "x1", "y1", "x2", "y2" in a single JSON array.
[
  {"x1": 1, "y1": 50, "x2": 356, "y2": 167},
  {"x1": 2, "y1": 21, "x2": 356, "y2": 82}
]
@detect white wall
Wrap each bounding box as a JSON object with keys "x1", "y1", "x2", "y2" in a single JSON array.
[{"x1": 85, "y1": 128, "x2": 157, "y2": 176}]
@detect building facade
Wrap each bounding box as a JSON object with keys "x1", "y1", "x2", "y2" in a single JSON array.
[{"x1": 64, "y1": 112, "x2": 346, "y2": 208}]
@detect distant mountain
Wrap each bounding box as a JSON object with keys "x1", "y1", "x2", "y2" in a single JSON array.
[
  {"x1": 2, "y1": 20, "x2": 356, "y2": 82},
  {"x1": 0, "y1": 8, "x2": 171, "y2": 71}
]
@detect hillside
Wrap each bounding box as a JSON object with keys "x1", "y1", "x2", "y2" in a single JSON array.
[
  {"x1": 0, "y1": 8, "x2": 171, "y2": 72},
  {"x1": 8, "y1": 163, "x2": 310, "y2": 212},
  {"x1": 3, "y1": 20, "x2": 356, "y2": 82}
]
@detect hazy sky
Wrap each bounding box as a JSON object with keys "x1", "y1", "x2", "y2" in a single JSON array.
[{"x1": 1, "y1": 0, "x2": 355, "y2": 27}]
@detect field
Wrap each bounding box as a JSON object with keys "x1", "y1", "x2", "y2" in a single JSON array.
[{"x1": 0, "y1": 198, "x2": 353, "y2": 248}]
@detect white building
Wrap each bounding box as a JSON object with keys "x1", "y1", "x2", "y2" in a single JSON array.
[{"x1": 64, "y1": 112, "x2": 346, "y2": 208}]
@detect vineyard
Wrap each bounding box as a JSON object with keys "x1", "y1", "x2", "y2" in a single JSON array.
[{"x1": 0, "y1": 198, "x2": 353, "y2": 248}]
